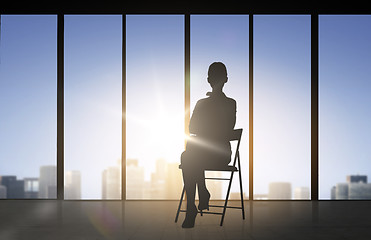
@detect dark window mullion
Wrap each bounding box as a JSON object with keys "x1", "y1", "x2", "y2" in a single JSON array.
[
  {"x1": 249, "y1": 14, "x2": 253, "y2": 201},
  {"x1": 311, "y1": 14, "x2": 319, "y2": 201},
  {"x1": 185, "y1": 14, "x2": 190, "y2": 145},
  {"x1": 57, "y1": 14, "x2": 64, "y2": 200},
  {"x1": 122, "y1": 14, "x2": 127, "y2": 200}
]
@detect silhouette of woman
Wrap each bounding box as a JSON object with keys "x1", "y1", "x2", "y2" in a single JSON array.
[{"x1": 180, "y1": 62, "x2": 236, "y2": 228}]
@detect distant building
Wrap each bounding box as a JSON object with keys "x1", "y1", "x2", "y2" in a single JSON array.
[
  {"x1": 150, "y1": 172, "x2": 165, "y2": 199},
  {"x1": 0, "y1": 185, "x2": 7, "y2": 198},
  {"x1": 0, "y1": 176, "x2": 24, "y2": 198},
  {"x1": 268, "y1": 182, "x2": 291, "y2": 199},
  {"x1": 39, "y1": 166, "x2": 56, "y2": 198},
  {"x1": 150, "y1": 159, "x2": 167, "y2": 198},
  {"x1": 102, "y1": 166, "x2": 121, "y2": 199},
  {"x1": 331, "y1": 186, "x2": 336, "y2": 200},
  {"x1": 294, "y1": 187, "x2": 310, "y2": 200},
  {"x1": 24, "y1": 178, "x2": 39, "y2": 199},
  {"x1": 205, "y1": 171, "x2": 223, "y2": 199},
  {"x1": 346, "y1": 175, "x2": 367, "y2": 184},
  {"x1": 348, "y1": 183, "x2": 371, "y2": 199},
  {"x1": 335, "y1": 183, "x2": 349, "y2": 199},
  {"x1": 126, "y1": 159, "x2": 145, "y2": 199},
  {"x1": 331, "y1": 175, "x2": 371, "y2": 199},
  {"x1": 65, "y1": 171, "x2": 81, "y2": 199},
  {"x1": 166, "y1": 162, "x2": 183, "y2": 199},
  {"x1": 155, "y1": 158, "x2": 167, "y2": 182}
]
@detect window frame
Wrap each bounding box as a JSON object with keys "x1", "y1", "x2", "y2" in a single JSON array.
[{"x1": 0, "y1": 11, "x2": 333, "y2": 201}]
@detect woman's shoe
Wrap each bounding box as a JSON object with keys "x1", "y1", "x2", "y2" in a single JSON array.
[
  {"x1": 182, "y1": 208, "x2": 197, "y2": 228},
  {"x1": 198, "y1": 190, "x2": 210, "y2": 211}
]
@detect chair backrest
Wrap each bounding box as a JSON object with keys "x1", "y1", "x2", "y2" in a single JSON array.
[
  {"x1": 230, "y1": 129, "x2": 243, "y2": 168},
  {"x1": 228, "y1": 129, "x2": 243, "y2": 141}
]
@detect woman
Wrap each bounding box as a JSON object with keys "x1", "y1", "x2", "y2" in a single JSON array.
[{"x1": 180, "y1": 62, "x2": 236, "y2": 228}]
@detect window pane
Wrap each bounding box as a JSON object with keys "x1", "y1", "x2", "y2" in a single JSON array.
[
  {"x1": 0, "y1": 15, "x2": 57, "y2": 199},
  {"x1": 191, "y1": 15, "x2": 249, "y2": 200},
  {"x1": 254, "y1": 15, "x2": 311, "y2": 200},
  {"x1": 126, "y1": 15, "x2": 184, "y2": 199},
  {"x1": 319, "y1": 15, "x2": 371, "y2": 199},
  {"x1": 65, "y1": 15, "x2": 122, "y2": 199}
]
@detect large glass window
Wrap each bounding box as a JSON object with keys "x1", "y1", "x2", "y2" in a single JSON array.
[
  {"x1": 319, "y1": 15, "x2": 371, "y2": 199},
  {"x1": 254, "y1": 15, "x2": 311, "y2": 200},
  {"x1": 191, "y1": 15, "x2": 249, "y2": 200},
  {"x1": 0, "y1": 15, "x2": 57, "y2": 199},
  {"x1": 126, "y1": 15, "x2": 184, "y2": 199},
  {"x1": 64, "y1": 15, "x2": 122, "y2": 199}
]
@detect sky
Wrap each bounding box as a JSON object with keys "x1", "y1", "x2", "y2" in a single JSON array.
[
  {"x1": 126, "y1": 15, "x2": 184, "y2": 182},
  {"x1": 64, "y1": 15, "x2": 122, "y2": 199},
  {"x1": 1, "y1": 14, "x2": 370, "y2": 199},
  {"x1": 0, "y1": 15, "x2": 57, "y2": 186},
  {"x1": 254, "y1": 15, "x2": 312, "y2": 197}
]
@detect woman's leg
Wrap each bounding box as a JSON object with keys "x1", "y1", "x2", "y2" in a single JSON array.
[
  {"x1": 181, "y1": 151, "x2": 198, "y2": 228},
  {"x1": 196, "y1": 170, "x2": 210, "y2": 210}
]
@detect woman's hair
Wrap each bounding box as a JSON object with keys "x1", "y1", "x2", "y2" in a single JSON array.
[
  {"x1": 208, "y1": 62, "x2": 227, "y2": 78},
  {"x1": 208, "y1": 62, "x2": 228, "y2": 86}
]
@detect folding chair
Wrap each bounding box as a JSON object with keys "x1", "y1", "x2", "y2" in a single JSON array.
[{"x1": 175, "y1": 129, "x2": 245, "y2": 226}]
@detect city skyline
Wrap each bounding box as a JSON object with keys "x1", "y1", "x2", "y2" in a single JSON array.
[{"x1": 4, "y1": 163, "x2": 371, "y2": 200}]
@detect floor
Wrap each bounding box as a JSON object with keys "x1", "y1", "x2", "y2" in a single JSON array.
[{"x1": 1, "y1": 200, "x2": 371, "y2": 240}]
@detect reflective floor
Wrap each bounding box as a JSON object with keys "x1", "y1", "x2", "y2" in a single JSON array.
[{"x1": 1, "y1": 200, "x2": 371, "y2": 240}]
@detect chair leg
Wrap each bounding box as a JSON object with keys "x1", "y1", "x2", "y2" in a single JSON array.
[
  {"x1": 220, "y1": 170, "x2": 235, "y2": 226},
  {"x1": 237, "y1": 152, "x2": 245, "y2": 220},
  {"x1": 175, "y1": 186, "x2": 185, "y2": 223}
]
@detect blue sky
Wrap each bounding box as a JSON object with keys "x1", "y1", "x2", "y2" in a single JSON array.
[
  {"x1": 64, "y1": 15, "x2": 122, "y2": 199},
  {"x1": 126, "y1": 15, "x2": 185, "y2": 197},
  {"x1": 319, "y1": 15, "x2": 371, "y2": 198},
  {"x1": 0, "y1": 15, "x2": 57, "y2": 184},
  {"x1": 1, "y1": 14, "x2": 370, "y2": 199},
  {"x1": 254, "y1": 15, "x2": 311, "y2": 198}
]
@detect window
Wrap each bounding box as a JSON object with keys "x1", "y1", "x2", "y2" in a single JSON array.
[
  {"x1": 126, "y1": 15, "x2": 184, "y2": 199},
  {"x1": 3, "y1": 13, "x2": 369, "y2": 201},
  {"x1": 64, "y1": 15, "x2": 122, "y2": 199},
  {"x1": 254, "y1": 15, "x2": 311, "y2": 200},
  {"x1": 319, "y1": 15, "x2": 371, "y2": 200},
  {"x1": 0, "y1": 15, "x2": 57, "y2": 199}
]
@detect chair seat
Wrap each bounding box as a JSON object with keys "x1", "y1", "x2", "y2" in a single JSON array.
[
  {"x1": 175, "y1": 129, "x2": 244, "y2": 226},
  {"x1": 179, "y1": 164, "x2": 238, "y2": 172}
]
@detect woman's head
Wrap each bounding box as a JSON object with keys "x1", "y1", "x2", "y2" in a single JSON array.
[{"x1": 207, "y1": 62, "x2": 228, "y2": 88}]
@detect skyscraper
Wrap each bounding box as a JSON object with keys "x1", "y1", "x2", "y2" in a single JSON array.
[
  {"x1": 65, "y1": 171, "x2": 81, "y2": 199},
  {"x1": 126, "y1": 159, "x2": 145, "y2": 199},
  {"x1": 335, "y1": 183, "x2": 349, "y2": 199},
  {"x1": 24, "y1": 178, "x2": 39, "y2": 199},
  {"x1": 348, "y1": 182, "x2": 371, "y2": 199},
  {"x1": 150, "y1": 159, "x2": 167, "y2": 198},
  {"x1": 331, "y1": 175, "x2": 371, "y2": 199},
  {"x1": 294, "y1": 187, "x2": 310, "y2": 199},
  {"x1": 0, "y1": 176, "x2": 24, "y2": 198},
  {"x1": 268, "y1": 182, "x2": 292, "y2": 199},
  {"x1": 0, "y1": 185, "x2": 7, "y2": 198},
  {"x1": 102, "y1": 166, "x2": 121, "y2": 199},
  {"x1": 205, "y1": 171, "x2": 223, "y2": 199},
  {"x1": 331, "y1": 186, "x2": 336, "y2": 200},
  {"x1": 346, "y1": 175, "x2": 367, "y2": 184},
  {"x1": 39, "y1": 166, "x2": 56, "y2": 198},
  {"x1": 165, "y1": 162, "x2": 183, "y2": 199}
]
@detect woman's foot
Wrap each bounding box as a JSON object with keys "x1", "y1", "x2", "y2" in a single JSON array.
[
  {"x1": 198, "y1": 189, "x2": 210, "y2": 211},
  {"x1": 182, "y1": 207, "x2": 198, "y2": 228}
]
